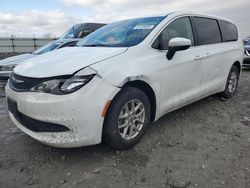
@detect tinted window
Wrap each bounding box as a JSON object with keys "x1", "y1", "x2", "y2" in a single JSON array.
[
  {"x1": 152, "y1": 17, "x2": 194, "y2": 50},
  {"x1": 219, "y1": 21, "x2": 238, "y2": 42},
  {"x1": 193, "y1": 17, "x2": 222, "y2": 45},
  {"x1": 243, "y1": 40, "x2": 250, "y2": 45}
]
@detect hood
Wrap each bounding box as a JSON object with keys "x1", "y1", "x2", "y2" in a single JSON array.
[
  {"x1": 0, "y1": 53, "x2": 35, "y2": 66},
  {"x1": 14, "y1": 47, "x2": 127, "y2": 78}
]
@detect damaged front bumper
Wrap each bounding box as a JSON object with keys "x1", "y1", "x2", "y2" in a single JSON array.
[{"x1": 5, "y1": 76, "x2": 120, "y2": 148}]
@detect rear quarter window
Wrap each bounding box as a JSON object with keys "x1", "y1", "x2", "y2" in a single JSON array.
[
  {"x1": 193, "y1": 17, "x2": 222, "y2": 45},
  {"x1": 218, "y1": 21, "x2": 238, "y2": 42}
]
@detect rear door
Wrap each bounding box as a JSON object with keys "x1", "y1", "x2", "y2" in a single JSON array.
[{"x1": 192, "y1": 17, "x2": 227, "y2": 95}]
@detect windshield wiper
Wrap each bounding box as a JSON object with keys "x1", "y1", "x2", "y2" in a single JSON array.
[{"x1": 81, "y1": 44, "x2": 111, "y2": 47}]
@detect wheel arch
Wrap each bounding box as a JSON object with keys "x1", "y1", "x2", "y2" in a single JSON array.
[
  {"x1": 121, "y1": 80, "x2": 157, "y2": 122},
  {"x1": 232, "y1": 61, "x2": 241, "y2": 74}
]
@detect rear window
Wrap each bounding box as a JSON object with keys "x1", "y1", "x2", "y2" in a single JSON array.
[
  {"x1": 193, "y1": 17, "x2": 222, "y2": 45},
  {"x1": 219, "y1": 21, "x2": 238, "y2": 42}
]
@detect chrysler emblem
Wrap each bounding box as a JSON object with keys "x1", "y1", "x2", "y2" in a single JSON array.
[{"x1": 12, "y1": 76, "x2": 24, "y2": 84}]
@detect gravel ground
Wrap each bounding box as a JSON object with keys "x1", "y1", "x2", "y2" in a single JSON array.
[{"x1": 0, "y1": 69, "x2": 250, "y2": 188}]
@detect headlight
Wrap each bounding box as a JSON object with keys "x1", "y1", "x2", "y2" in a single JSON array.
[
  {"x1": 31, "y1": 75, "x2": 95, "y2": 95},
  {"x1": 0, "y1": 64, "x2": 16, "y2": 71}
]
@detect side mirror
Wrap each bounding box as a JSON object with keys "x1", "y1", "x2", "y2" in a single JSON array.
[{"x1": 166, "y1": 38, "x2": 191, "y2": 60}]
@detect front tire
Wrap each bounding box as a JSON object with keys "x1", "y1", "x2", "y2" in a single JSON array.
[
  {"x1": 220, "y1": 65, "x2": 240, "y2": 98},
  {"x1": 103, "y1": 87, "x2": 151, "y2": 150}
]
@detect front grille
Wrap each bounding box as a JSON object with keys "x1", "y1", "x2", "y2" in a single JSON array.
[
  {"x1": 17, "y1": 112, "x2": 70, "y2": 132},
  {"x1": 9, "y1": 73, "x2": 44, "y2": 91},
  {"x1": 8, "y1": 97, "x2": 70, "y2": 133},
  {"x1": 9, "y1": 73, "x2": 71, "y2": 92}
]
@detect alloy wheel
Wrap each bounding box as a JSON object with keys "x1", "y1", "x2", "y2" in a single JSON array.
[
  {"x1": 228, "y1": 69, "x2": 238, "y2": 93},
  {"x1": 118, "y1": 99, "x2": 145, "y2": 140}
]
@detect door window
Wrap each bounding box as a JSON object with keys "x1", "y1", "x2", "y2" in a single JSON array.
[
  {"x1": 152, "y1": 17, "x2": 194, "y2": 50},
  {"x1": 193, "y1": 17, "x2": 222, "y2": 45},
  {"x1": 218, "y1": 21, "x2": 238, "y2": 42}
]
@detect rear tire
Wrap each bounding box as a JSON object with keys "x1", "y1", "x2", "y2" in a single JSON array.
[
  {"x1": 220, "y1": 65, "x2": 240, "y2": 98},
  {"x1": 103, "y1": 87, "x2": 151, "y2": 150}
]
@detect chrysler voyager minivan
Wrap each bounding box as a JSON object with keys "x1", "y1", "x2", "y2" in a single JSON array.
[{"x1": 6, "y1": 11, "x2": 244, "y2": 149}]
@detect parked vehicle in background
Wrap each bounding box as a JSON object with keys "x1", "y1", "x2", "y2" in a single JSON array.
[
  {"x1": 6, "y1": 11, "x2": 243, "y2": 149},
  {"x1": 0, "y1": 39, "x2": 79, "y2": 88},
  {"x1": 0, "y1": 23, "x2": 106, "y2": 88},
  {"x1": 244, "y1": 39, "x2": 250, "y2": 66},
  {"x1": 60, "y1": 23, "x2": 106, "y2": 39}
]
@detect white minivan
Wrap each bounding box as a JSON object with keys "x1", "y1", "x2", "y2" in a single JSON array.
[{"x1": 6, "y1": 11, "x2": 244, "y2": 149}]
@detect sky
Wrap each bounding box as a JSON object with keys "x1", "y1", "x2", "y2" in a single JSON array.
[{"x1": 0, "y1": 0, "x2": 249, "y2": 38}]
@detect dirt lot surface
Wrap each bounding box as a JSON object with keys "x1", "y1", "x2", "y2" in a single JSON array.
[{"x1": 0, "y1": 70, "x2": 250, "y2": 188}]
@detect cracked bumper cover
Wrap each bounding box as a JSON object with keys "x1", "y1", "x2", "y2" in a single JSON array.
[{"x1": 5, "y1": 76, "x2": 120, "y2": 148}]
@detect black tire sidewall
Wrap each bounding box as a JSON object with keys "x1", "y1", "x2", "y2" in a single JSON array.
[
  {"x1": 221, "y1": 65, "x2": 240, "y2": 98},
  {"x1": 103, "y1": 87, "x2": 151, "y2": 149}
]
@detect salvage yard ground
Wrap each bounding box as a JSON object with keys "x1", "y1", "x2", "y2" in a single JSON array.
[{"x1": 0, "y1": 69, "x2": 250, "y2": 188}]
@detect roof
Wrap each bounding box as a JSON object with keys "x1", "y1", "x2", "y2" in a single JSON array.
[
  {"x1": 111, "y1": 11, "x2": 236, "y2": 26},
  {"x1": 169, "y1": 11, "x2": 236, "y2": 24}
]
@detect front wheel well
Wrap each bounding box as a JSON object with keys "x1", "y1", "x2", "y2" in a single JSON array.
[
  {"x1": 122, "y1": 80, "x2": 156, "y2": 121},
  {"x1": 233, "y1": 61, "x2": 241, "y2": 74}
]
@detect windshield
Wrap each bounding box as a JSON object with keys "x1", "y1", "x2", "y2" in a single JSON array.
[
  {"x1": 77, "y1": 17, "x2": 165, "y2": 48},
  {"x1": 33, "y1": 41, "x2": 62, "y2": 55},
  {"x1": 61, "y1": 27, "x2": 82, "y2": 39},
  {"x1": 244, "y1": 40, "x2": 250, "y2": 45}
]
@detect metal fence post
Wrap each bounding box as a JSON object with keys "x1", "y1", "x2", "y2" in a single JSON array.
[
  {"x1": 33, "y1": 37, "x2": 37, "y2": 50},
  {"x1": 11, "y1": 35, "x2": 15, "y2": 54}
]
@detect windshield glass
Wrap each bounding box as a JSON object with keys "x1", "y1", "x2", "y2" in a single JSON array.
[
  {"x1": 247, "y1": 40, "x2": 250, "y2": 45},
  {"x1": 33, "y1": 41, "x2": 62, "y2": 55},
  {"x1": 60, "y1": 24, "x2": 84, "y2": 39},
  {"x1": 77, "y1": 17, "x2": 165, "y2": 47},
  {"x1": 61, "y1": 28, "x2": 81, "y2": 39}
]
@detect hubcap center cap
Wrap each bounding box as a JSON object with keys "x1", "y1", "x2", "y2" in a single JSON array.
[{"x1": 128, "y1": 116, "x2": 136, "y2": 124}]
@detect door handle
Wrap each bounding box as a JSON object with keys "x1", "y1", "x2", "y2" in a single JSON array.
[
  {"x1": 194, "y1": 55, "x2": 204, "y2": 60},
  {"x1": 203, "y1": 53, "x2": 210, "y2": 58},
  {"x1": 195, "y1": 53, "x2": 210, "y2": 61}
]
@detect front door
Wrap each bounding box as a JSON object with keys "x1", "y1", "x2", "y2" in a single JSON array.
[{"x1": 151, "y1": 16, "x2": 202, "y2": 115}]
